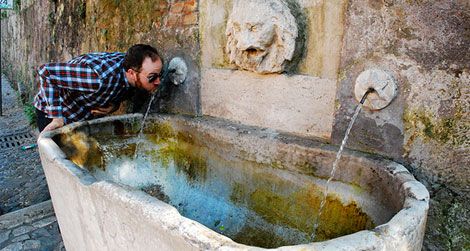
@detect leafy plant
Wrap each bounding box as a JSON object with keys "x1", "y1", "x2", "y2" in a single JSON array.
[
  {"x1": 23, "y1": 103, "x2": 36, "y2": 126},
  {"x1": 14, "y1": 0, "x2": 21, "y2": 12},
  {"x1": 0, "y1": 11, "x2": 8, "y2": 20}
]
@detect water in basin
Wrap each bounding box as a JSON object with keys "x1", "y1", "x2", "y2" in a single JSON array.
[{"x1": 61, "y1": 127, "x2": 375, "y2": 248}]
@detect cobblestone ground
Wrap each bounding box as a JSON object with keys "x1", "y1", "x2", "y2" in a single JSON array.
[
  {"x1": 0, "y1": 201, "x2": 64, "y2": 251},
  {"x1": 0, "y1": 74, "x2": 63, "y2": 250},
  {"x1": 0, "y1": 75, "x2": 50, "y2": 215}
]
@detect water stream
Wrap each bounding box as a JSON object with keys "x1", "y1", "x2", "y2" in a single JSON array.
[
  {"x1": 310, "y1": 90, "x2": 372, "y2": 241},
  {"x1": 133, "y1": 93, "x2": 157, "y2": 159}
]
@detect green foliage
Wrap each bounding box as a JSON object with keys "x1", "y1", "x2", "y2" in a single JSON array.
[
  {"x1": 14, "y1": 0, "x2": 21, "y2": 12},
  {"x1": 0, "y1": 10, "x2": 8, "y2": 20},
  {"x1": 23, "y1": 103, "x2": 36, "y2": 127},
  {"x1": 76, "y1": 1, "x2": 86, "y2": 19},
  {"x1": 48, "y1": 11, "x2": 55, "y2": 26}
]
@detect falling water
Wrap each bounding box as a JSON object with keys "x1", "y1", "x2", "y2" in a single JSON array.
[
  {"x1": 133, "y1": 93, "x2": 157, "y2": 159},
  {"x1": 138, "y1": 93, "x2": 157, "y2": 137},
  {"x1": 310, "y1": 89, "x2": 373, "y2": 241}
]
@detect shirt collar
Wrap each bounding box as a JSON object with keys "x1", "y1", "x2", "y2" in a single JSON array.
[{"x1": 121, "y1": 68, "x2": 130, "y2": 88}]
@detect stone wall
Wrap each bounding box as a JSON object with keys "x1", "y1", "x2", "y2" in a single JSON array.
[
  {"x1": 199, "y1": 0, "x2": 348, "y2": 139},
  {"x1": 332, "y1": 1, "x2": 469, "y2": 250},
  {"x1": 1, "y1": 0, "x2": 468, "y2": 250},
  {"x1": 1, "y1": 0, "x2": 200, "y2": 115}
]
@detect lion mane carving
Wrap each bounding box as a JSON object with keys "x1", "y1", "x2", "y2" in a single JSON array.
[{"x1": 225, "y1": 0, "x2": 298, "y2": 74}]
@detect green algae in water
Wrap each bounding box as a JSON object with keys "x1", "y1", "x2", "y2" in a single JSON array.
[
  {"x1": 87, "y1": 128, "x2": 376, "y2": 248},
  {"x1": 149, "y1": 140, "x2": 208, "y2": 183}
]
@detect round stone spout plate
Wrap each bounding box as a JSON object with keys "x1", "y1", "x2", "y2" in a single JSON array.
[{"x1": 354, "y1": 69, "x2": 398, "y2": 110}]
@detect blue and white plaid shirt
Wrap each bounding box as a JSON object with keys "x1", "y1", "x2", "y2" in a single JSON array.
[{"x1": 33, "y1": 52, "x2": 131, "y2": 124}]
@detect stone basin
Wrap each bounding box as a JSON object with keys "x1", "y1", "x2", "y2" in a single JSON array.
[{"x1": 38, "y1": 114, "x2": 429, "y2": 250}]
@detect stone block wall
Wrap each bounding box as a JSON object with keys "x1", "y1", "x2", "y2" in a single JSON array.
[
  {"x1": 199, "y1": 0, "x2": 348, "y2": 139},
  {"x1": 332, "y1": 1, "x2": 469, "y2": 249},
  {"x1": 333, "y1": 0, "x2": 469, "y2": 196},
  {"x1": 1, "y1": 0, "x2": 468, "y2": 250},
  {"x1": 1, "y1": 0, "x2": 200, "y2": 115}
]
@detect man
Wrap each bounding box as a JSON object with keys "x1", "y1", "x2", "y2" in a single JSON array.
[{"x1": 33, "y1": 44, "x2": 163, "y2": 132}]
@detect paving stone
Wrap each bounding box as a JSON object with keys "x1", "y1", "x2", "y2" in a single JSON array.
[
  {"x1": 30, "y1": 228, "x2": 50, "y2": 239},
  {"x1": 0, "y1": 230, "x2": 11, "y2": 245},
  {"x1": 32, "y1": 216, "x2": 56, "y2": 229},
  {"x1": 0, "y1": 76, "x2": 63, "y2": 250},
  {"x1": 11, "y1": 226, "x2": 33, "y2": 237},
  {"x1": 22, "y1": 240, "x2": 41, "y2": 250},
  {"x1": 52, "y1": 241, "x2": 65, "y2": 251},
  {"x1": 0, "y1": 76, "x2": 49, "y2": 216},
  {"x1": 10, "y1": 234, "x2": 29, "y2": 243},
  {"x1": 1, "y1": 242, "x2": 23, "y2": 251}
]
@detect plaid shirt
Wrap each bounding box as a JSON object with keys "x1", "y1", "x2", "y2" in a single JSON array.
[{"x1": 33, "y1": 52, "x2": 131, "y2": 124}]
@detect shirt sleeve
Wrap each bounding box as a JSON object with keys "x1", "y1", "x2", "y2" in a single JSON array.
[{"x1": 36, "y1": 63, "x2": 101, "y2": 119}]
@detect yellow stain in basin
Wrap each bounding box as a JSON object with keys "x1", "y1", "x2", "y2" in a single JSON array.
[
  {"x1": 60, "y1": 131, "x2": 103, "y2": 171},
  {"x1": 248, "y1": 184, "x2": 374, "y2": 241}
]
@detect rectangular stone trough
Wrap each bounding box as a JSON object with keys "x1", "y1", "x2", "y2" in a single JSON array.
[{"x1": 38, "y1": 114, "x2": 429, "y2": 250}]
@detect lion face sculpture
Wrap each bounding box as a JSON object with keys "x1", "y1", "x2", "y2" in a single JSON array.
[{"x1": 225, "y1": 0, "x2": 298, "y2": 74}]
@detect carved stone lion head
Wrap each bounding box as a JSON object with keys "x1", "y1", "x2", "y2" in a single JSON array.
[{"x1": 225, "y1": 0, "x2": 298, "y2": 74}]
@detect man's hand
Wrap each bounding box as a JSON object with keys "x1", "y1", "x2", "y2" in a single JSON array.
[
  {"x1": 91, "y1": 104, "x2": 118, "y2": 117},
  {"x1": 42, "y1": 118, "x2": 64, "y2": 132}
]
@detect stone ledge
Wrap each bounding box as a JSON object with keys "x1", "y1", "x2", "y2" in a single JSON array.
[{"x1": 0, "y1": 200, "x2": 54, "y2": 230}]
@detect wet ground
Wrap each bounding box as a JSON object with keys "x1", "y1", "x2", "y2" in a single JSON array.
[{"x1": 0, "y1": 74, "x2": 63, "y2": 250}]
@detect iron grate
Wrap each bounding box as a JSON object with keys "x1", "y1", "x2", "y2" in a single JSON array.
[{"x1": 0, "y1": 129, "x2": 36, "y2": 150}]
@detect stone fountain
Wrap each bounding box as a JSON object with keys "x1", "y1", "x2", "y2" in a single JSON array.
[
  {"x1": 37, "y1": 0, "x2": 429, "y2": 250},
  {"x1": 38, "y1": 113, "x2": 428, "y2": 250}
]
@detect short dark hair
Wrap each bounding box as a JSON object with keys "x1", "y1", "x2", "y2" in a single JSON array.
[{"x1": 122, "y1": 44, "x2": 162, "y2": 71}]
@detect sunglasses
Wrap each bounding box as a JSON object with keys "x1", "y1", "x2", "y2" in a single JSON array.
[
  {"x1": 147, "y1": 73, "x2": 161, "y2": 83},
  {"x1": 134, "y1": 69, "x2": 161, "y2": 83}
]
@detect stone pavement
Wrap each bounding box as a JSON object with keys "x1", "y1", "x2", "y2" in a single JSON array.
[
  {"x1": 0, "y1": 201, "x2": 63, "y2": 251},
  {"x1": 0, "y1": 74, "x2": 63, "y2": 250},
  {"x1": 0, "y1": 74, "x2": 49, "y2": 214}
]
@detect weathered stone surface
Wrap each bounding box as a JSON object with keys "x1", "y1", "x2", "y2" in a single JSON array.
[
  {"x1": 225, "y1": 0, "x2": 298, "y2": 73},
  {"x1": 22, "y1": 240, "x2": 41, "y2": 250},
  {"x1": 0, "y1": 77, "x2": 63, "y2": 250},
  {"x1": 201, "y1": 69, "x2": 336, "y2": 139},
  {"x1": 333, "y1": 1, "x2": 469, "y2": 249},
  {"x1": 424, "y1": 187, "x2": 469, "y2": 251},
  {"x1": 200, "y1": 0, "x2": 348, "y2": 78},
  {"x1": 1, "y1": 0, "x2": 201, "y2": 117},
  {"x1": 0, "y1": 201, "x2": 63, "y2": 251},
  {"x1": 38, "y1": 113, "x2": 428, "y2": 250},
  {"x1": 11, "y1": 226, "x2": 34, "y2": 237},
  {"x1": 30, "y1": 228, "x2": 51, "y2": 239},
  {"x1": 32, "y1": 216, "x2": 57, "y2": 229},
  {"x1": 10, "y1": 234, "x2": 30, "y2": 243},
  {"x1": 354, "y1": 69, "x2": 398, "y2": 110},
  {"x1": 0, "y1": 230, "x2": 11, "y2": 245},
  {"x1": 2, "y1": 242, "x2": 23, "y2": 251},
  {"x1": 0, "y1": 77, "x2": 50, "y2": 216}
]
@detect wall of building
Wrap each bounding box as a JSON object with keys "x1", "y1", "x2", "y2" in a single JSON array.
[
  {"x1": 199, "y1": 0, "x2": 347, "y2": 139},
  {"x1": 1, "y1": 0, "x2": 468, "y2": 249},
  {"x1": 1, "y1": 0, "x2": 200, "y2": 115},
  {"x1": 332, "y1": 1, "x2": 469, "y2": 249}
]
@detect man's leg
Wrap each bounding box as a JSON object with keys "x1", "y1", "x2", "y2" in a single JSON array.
[{"x1": 36, "y1": 108, "x2": 52, "y2": 132}]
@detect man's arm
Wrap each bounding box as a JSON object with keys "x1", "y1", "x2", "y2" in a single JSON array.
[
  {"x1": 90, "y1": 103, "x2": 119, "y2": 117},
  {"x1": 36, "y1": 63, "x2": 102, "y2": 126},
  {"x1": 42, "y1": 118, "x2": 64, "y2": 132}
]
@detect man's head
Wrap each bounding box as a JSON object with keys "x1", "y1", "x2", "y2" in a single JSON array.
[{"x1": 123, "y1": 44, "x2": 163, "y2": 92}]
